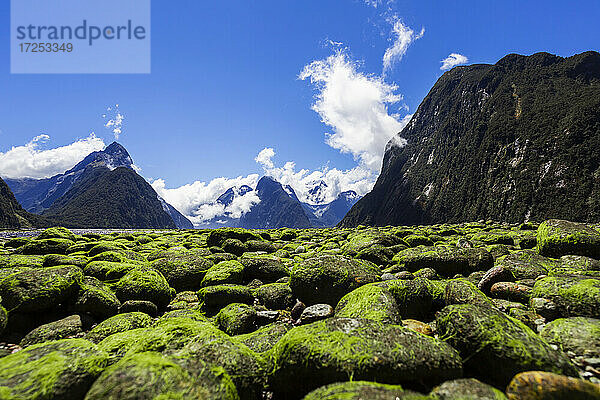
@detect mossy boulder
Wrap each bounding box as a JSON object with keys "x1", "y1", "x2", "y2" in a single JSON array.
[
  {"x1": 202, "y1": 260, "x2": 245, "y2": 287},
  {"x1": 85, "y1": 351, "x2": 239, "y2": 400},
  {"x1": 119, "y1": 300, "x2": 158, "y2": 316},
  {"x1": 222, "y1": 239, "x2": 248, "y2": 256},
  {"x1": 0, "y1": 265, "x2": 83, "y2": 313},
  {"x1": 85, "y1": 312, "x2": 153, "y2": 343},
  {"x1": 216, "y1": 303, "x2": 258, "y2": 335},
  {"x1": 506, "y1": 371, "x2": 600, "y2": 400},
  {"x1": 444, "y1": 278, "x2": 494, "y2": 308},
  {"x1": 530, "y1": 276, "x2": 600, "y2": 318},
  {"x1": 169, "y1": 326, "x2": 268, "y2": 400},
  {"x1": 43, "y1": 254, "x2": 87, "y2": 268},
  {"x1": 150, "y1": 250, "x2": 214, "y2": 291},
  {"x1": 254, "y1": 282, "x2": 294, "y2": 310},
  {"x1": 0, "y1": 254, "x2": 44, "y2": 269},
  {"x1": 355, "y1": 246, "x2": 395, "y2": 266},
  {"x1": 69, "y1": 276, "x2": 120, "y2": 318},
  {"x1": 377, "y1": 278, "x2": 435, "y2": 320},
  {"x1": 269, "y1": 317, "x2": 463, "y2": 398},
  {"x1": 495, "y1": 250, "x2": 560, "y2": 280},
  {"x1": 342, "y1": 230, "x2": 400, "y2": 254},
  {"x1": 235, "y1": 322, "x2": 293, "y2": 353},
  {"x1": 98, "y1": 317, "x2": 215, "y2": 364},
  {"x1": 37, "y1": 227, "x2": 77, "y2": 241},
  {"x1": 18, "y1": 238, "x2": 75, "y2": 255},
  {"x1": 302, "y1": 381, "x2": 417, "y2": 400},
  {"x1": 113, "y1": 267, "x2": 174, "y2": 309},
  {"x1": 87, "y1": 242, "x2": 128, "y2": 257},
  {"x1": 393, "y1": 246, "x2": 493, "y2": 277},
  {"x1": 239, "y1": 256, "x2": 289, "y2": 282},
  {"x1": 435, "y1": 304, "x2": 578, "y2": 387},
  {"x1": 0, "y1": 339, "x2": 108, "y2": 400},
  {"x1": 540, "y1": 317, "x2": 600, "y2": 357},
  {"x1": 197, "y1": 284, "x2": 254, "y2": 311},
  {"x1": 537, "y1": 219, "x2": 600, "y2": 259},
  {"x1": 83, "y1": 261, "x2": 141, "y2": 281},
  {"x1": 20, "y1": 315, "x2": 82, "y2": 347},
  {"x1": 206, "y1": 228, "x2": 263, "y2": 247},
  {"x1": 429, "y1": 378, "x2": 508, "y2": 399},
  {"x1": 290, "y1": 255, "x2": 380, "y2": 305},
  {"x1": 334, "y1": 284, "x2": 401, "y2": 324}
]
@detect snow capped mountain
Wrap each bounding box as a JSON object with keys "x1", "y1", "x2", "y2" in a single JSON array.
[{"x1": 306, "y1": 180, "x2": 328, "y2": 204}]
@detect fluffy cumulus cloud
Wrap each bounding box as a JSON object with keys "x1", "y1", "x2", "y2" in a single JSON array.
[
  {"x1": 299, "y1": 50, "x2": 410, "y2": 172},
  {"x1": 151, "y1": 175, "x2": 260, "y2": 226},
  {"x1": 382, "y1": 18, "x2": 424, "y2": 74},
  {"x1": 440, "y1": 53, "x2": 469, "y2": 71},
  {"x1": 0, "y1": 133, "x2": 105, "y2": 179},
  {"x1": 254, "y1": 147, "x2": 275, "y2": 169}
]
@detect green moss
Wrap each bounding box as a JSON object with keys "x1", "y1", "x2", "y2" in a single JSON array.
[
  {"x1": 530, "y1": 276, "x2": 600, "y2": 318},
  {"x1": 113, "y1": 267, "x2": 174, "y2": 308},
  {"x1": 235, "y1": 322, "x2": 293, "y2": 353},
  {"x1": 335, "y1": 284, "x2": 401, "y2": 323},
  {"x1": 254, "y1": 283, "x2": 294, "y2": 310},
  {"x1": 378, "y1": 278, "x2": 435, "y2": 320},
  {"x1": 0, "y1": 339, "x2": 108, "y2": 399},
  {"x1": 540, "y1": 317, "x2": 600, "y2": 357},
  {"x1": 84, "y1": 261, "x2": 142, "y2": 281},
  {"x1": 197, "y1": 284, "x2": 254, "y2": 311},
  {"x1": 202, "y1": 260, "x2": 245, "y2": 287},
  {"x1": 37, "y1": 227, "x2": 77, "y2": 241},
  {"x1": 85, "y1": 351, "x2": 239, "y2": 400},
  {"x1": 149, "y1": 250, "x2": 213, "y2": 291},
  {"x1": 537, "y1": 219, "x2": 600, "y2": 259},
  {"x1": 86, "y1": 312, "x2": 153, "y2": 343},
  {"x1": 0, "y1": 254, "x2": 44, "y2": 269},
  {"x1": 302, "y1": 381, "x2": 418, "y2": 400}
]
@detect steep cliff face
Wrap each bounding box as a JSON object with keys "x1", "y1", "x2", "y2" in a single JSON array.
[
  {"x1": 0, "y1": 178, "x2": 47, "y2": 228},
  {"x1": 341, "y1": 51, "x2": 600, "y2": 226}
]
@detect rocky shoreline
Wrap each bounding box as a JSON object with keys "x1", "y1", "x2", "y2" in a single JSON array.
[{"x1": 0, "y1": 220, "x2": 599, "y2": 399}]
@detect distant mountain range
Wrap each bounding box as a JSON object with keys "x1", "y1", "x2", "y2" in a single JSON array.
[
  {"x1": 0, "y1": 177, "x2": 47, "y2": 229},
  {"x1": 200, "y1": 176, "x2": 360, "y2": 229},
  {"x1": 342, "y1": 51, "x2": 600, "y2": 226},
  {"x1": 4, "y1": 142, "x2": 191, "y2": 229}
]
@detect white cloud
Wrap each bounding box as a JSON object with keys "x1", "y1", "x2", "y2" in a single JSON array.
[
  {"x1": 363, "y1": 0, "x2": 382, "y2": 7},
  {"x1": 440, "y1": 53, "x2": 469, "y2": 71},
  {"x1": 254, "y1": 147, "x2": 275, "y2": 169},
  {"x1": 299, "y1": 50, "x2": 410, "y2": 172},
  {"x1": 103, "y1": 104, "x2": 124, "y2": 140},
  {"x1": 151, "y1": 174, "x2": 260, "y2": 226},
  {"x1": 382, "y1": 18, "x2": 424, "y2": 74},
  {"x1": 0, "y1": 133, "x2": 106, "y2": 179}
]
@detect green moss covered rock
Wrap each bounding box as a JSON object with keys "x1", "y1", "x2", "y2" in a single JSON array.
[
  {"x1": 430, "y1": 378, "x2": 508, "y2": 399},
  {"x1": 150, "y1": 250, "x2": 214, "y2": 291},
  {"x1": 377, "y1": 278, "x2": 435, "y2": 320},
  {"x1": 235, "y1": 322, "x2": 293, "y2": 353},
  {"x1": 436, "y1": 304, "x2": 578, "y2": 387},
  {"x1": 43, "y1": 254, "x2": 87, "y2": 268},
  {"x1": 113, "y1": 267, "x2": 174, "y2": 309},
  {"x1": 198, "y1": 284, "x2": 254, "y2": 311},
  {"x1": 335, "y1": 284, "x2": 401, "y2": 323},
  {"x1": 444, "y1": 278, "x2": 494, "y2": 308},
  {"x1": 0, "y1": 265, "x2": 83, "y2": 313},
  {"x1": 216, "y1": 303, "x2": 257, "y2": 335},
  {"x1": 239, "y1": 256, "x2": 289, "y2": 282},
  {"x1": 18, "y1": 238, "x2": 75, "y2": 255},
  {"x1": 540, "y1": 317, "x2": 600, "y2": 357},
  {"x1": 83, "y1": 261, "x2": 141, "y2": 281},
  {"x1": 537, "y1": 219, "x2": 600, "y2": 259},
  {"x1": 84, "y1": 351, "x2": 239, "y2": 400},
  {"x1": 530, "y1": 276, "x2": 600, "y2": 318},
  {"x1": 393, "y1": 246, "x2": 493, "y2": 277},
  {"x1": 0, "y1": 254, "x2": 44, "y2": 269},
  {"x1": 20, "y1": 315, "x2": 83, "y2": 347},
  {"x1": 290, "y1": 255, "x2": 380, "y2": 305},
  {"x1": 37, "y1": 227, "x2": 77, "y2": 241},
  {"x1": 0, "y1": 339, "x2": 108, "y2": 400},
  {"x1": 85, "y1": 312, "x2": 153, "y2": 343},
  {"x1": 70, "y1": 276, "x2": 120, "y2": 318},
  {"x1": 254, "y1": 282, "x2": 294, "y2": 310},
  {"x1": 269, "y1": 317, "x2": 462, "y2": 398},
  {"x1": 202, "y1": 260, "x2": 245, "y2": 287}
]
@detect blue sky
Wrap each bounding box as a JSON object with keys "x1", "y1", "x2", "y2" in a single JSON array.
[{"x1": 0, "y1": 0, "x2": 599, "y2": 224}]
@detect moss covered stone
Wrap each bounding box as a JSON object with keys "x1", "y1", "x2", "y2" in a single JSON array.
[
  {"x1": 254, "y1": 282, "x2": 294, "y2": 310},
  {"x1": 113, "y1": 267, "x2": 174, "y2": 309},
  {"x1": 342, "y1": 230, "x2": 401, "y2": 254},
  {"x1": 18, "y1": 238, "x2": 75, "y2": 255},
  {"x1": 436, "y1": 304, "x2": 578, "y2": 387},
  {"x1": 495, "y1": 250, "x2": 560, "y2": 280},
  {"x1": 537, "y1": 219, "x2": 600, "y2": 259},
  {"x1": 0, "y1": 254, "x2": 44, "y2": 269},
  {"x1": 202, "y1": 260, "x2": 245, "y2": 287},
  {"x1": 234, "y1": 322, "x2": 293, "y2": 353},
  {"x1": 393, "y1": 246, "x2": 493, "y2": 277},
  {"x1": 290, "y1": 255, "x2": 380, "y2": 305},
  {"x1": 530, "y1": 276, "x2": 600, "y2": 318},
  {"x1": 43, "y1": 254, "x2": 87, "y2": 268},
  {"x1": 0, "y1": 265, "x2": 83, "y2": 313},
  {"x1": 377, "y1": 278, "x2": 435, "y2": 320},
  {"x1": 0, "y1": 339, "x2": 108, "y2": 400},
  {"x1": 540, "y1": 317, "x2": 600, "y2": 357},
  {"x1": 37, "y1": 227, "x2": 77, "y2": 241},
  {"x1": 198, "y1": 284, "x2": 254, "y2": 311},
  {"x1": 83, "y1": 261, "x2": 141, "y2": 281},
  {"x1": 444, "y1": 278, "x2": 494, "y2": 309},
  {"x1": 216, "y1": 303, "x2": 258, "y2": 335},
  {"x1": 20, "y1": 315, "x2": 82, "y2": 347},
  {"x1": 85, "y1": 351, "x2": 239, "y2": 400},
  {"x1": 429, "y1": 378, "x2": 508, "y2": 400},
  {"x1": 87, "y1": 242, "x2": 128, "y2": 257},
  {"x1": 85, "y1": 312, "x2": 153, "y2": 344},
  {"x1": 302, "y1": 381, "x2": 420, "y2": 400},
  {"x1": 206, "y1": 228, "x2": 263, "y2": 247},
  {"x1": 269, "y1": 317, "x2": 462, "y2": 398},
  {"x1": 70, "y1": 276, "x2": 120, "y2": 318},
  {"x1": 239, "y1": 256, "x2": 289, "y2": 282},
  {"x1": 150, "y1": 250, "x2": 214, "y2": 291},
  {"x1": 335, "y1": 284, "x2": 401, "y2": 324}
]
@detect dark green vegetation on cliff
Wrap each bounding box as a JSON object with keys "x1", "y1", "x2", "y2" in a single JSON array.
[
  {"x1": 342, "y1": 51, "x2": 600, "y2": 227},
  {"x1": 0, "y1": 220, "x2": 599, "y2": 399},
  {"x1": 0, "y1": 178, "x2": 47, "y2": 229}
]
